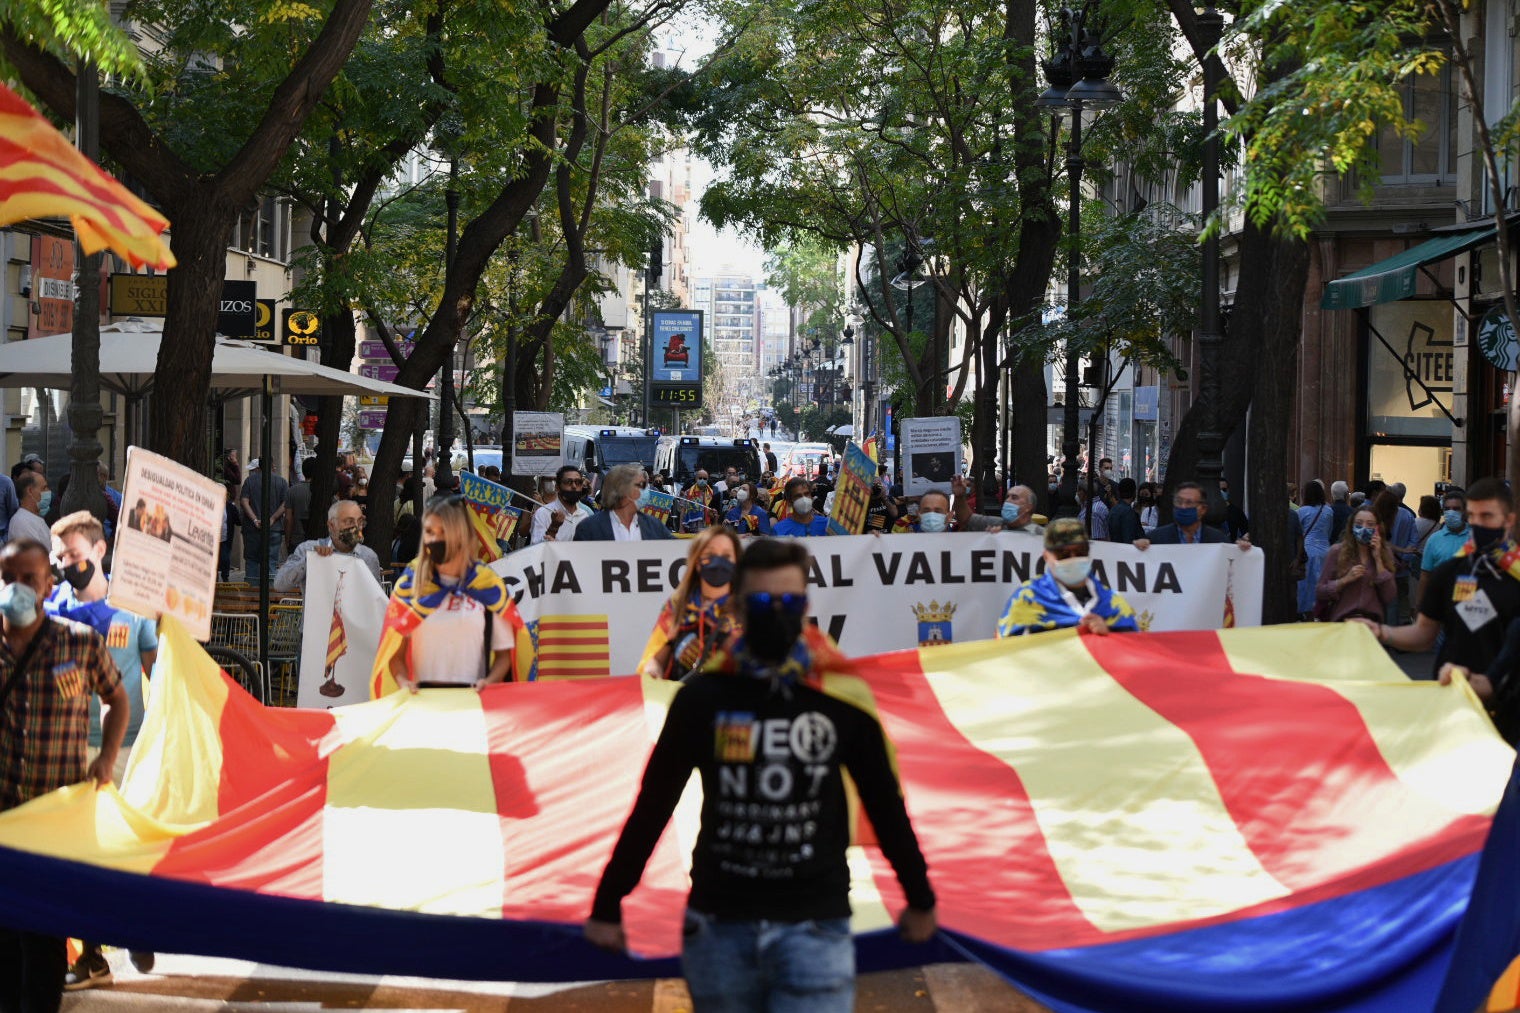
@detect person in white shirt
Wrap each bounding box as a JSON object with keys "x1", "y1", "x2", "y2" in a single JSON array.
[
  {"x1": 530, "y1": 465, "x2": 595, "y2": 543},
  {"x1": 273, "y1": 499, "x2": 383, "y2": 592},
  {"x1": 573, "y1": 464, "x2": 674, "y2": 542},
  {"x1": 391, "y1": 497, "x2": 520, "y2": 690},
  {"x1": 7, "y1": 471, "x2": 52, "y2": 547}
]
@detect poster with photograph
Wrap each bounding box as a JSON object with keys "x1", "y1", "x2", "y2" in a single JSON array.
[
  {"x1": 297, "y1": 554, "x2": 387, "y2": 708},
  {"x1": 510, "y1": 412, "x2": 565, "y2": 477},
  {"x1": 900, "y1": 416, "x2": 963, "y2": 497},
  {"x1": 651, "y1": 310, "x2": 703, "y2": 383},
  {"x1": 108, "y1": 447, "x2": 225, "y2": 640}
]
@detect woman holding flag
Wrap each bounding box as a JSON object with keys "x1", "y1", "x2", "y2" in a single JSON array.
[
  {"x1": 369, "y1": 497, "x2": 533, "y2": 695},
  {"x1": 639, "y1": 527, "x2": 742, "y2": 680},
  {"x1": 724, "y1": 482, "x2": 772, "y2": 535}
]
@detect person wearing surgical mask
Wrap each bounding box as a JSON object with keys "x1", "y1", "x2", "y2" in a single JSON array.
[
  {"x1": 6, "y1": 469, "x2": 53, "y2": 549},
  {"x1": 573, "y1": 464, "x2": 675, "y2": 542},
  {"x1": 639, "y1": 526, "x2": 743, "y2": 680},
  {"x1": 1315, "y1": 507, "x2": 1396, "y2": 623},
  {"x1": 0, "y1": 538, "x2": 128, "y2": 1006},
  {"x1": 46, "y1": 511, "x2": 160, "y2": 987},
  {"x1": 1419, "y1": 489, "x2": 1470, "y2": 604},
  {"x1": 772, "y1": 477, "x2": 829, "y2": 537},
  {"x1": 724, "y1": 482, "x2": 772, "y2": 535},
  {"x1": 273, "y1": 498, "x2": 383, "y2": 592},
  {"x1": 906, "y1": 489, "x2": 952, "y2": 534},
  {"x1": 380, "y1": 496, "x2": 527, "y2": 693},
  {"x1": 996, "y1": 518, "x2": 1139, "y2": 638},
  {"x1": 586, "y1": 538, "x2": 938, "y2": 1003}
]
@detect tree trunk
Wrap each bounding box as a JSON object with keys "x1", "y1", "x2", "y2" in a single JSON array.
[
  {"x1": 149, "y1": 206, "x2": 237, "y2": 470},
  {"x1": 1240, "y1": 222, "x2": 1310, "y2": 624},
  {"x1": 1011, "y1": 355, "x2": 1051, "y2": 514},
  {"x1": 307, "y1": 309, "x2": 358, "y2": 539}
]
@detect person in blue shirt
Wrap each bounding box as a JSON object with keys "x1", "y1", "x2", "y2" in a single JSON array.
[
  {"x1": 724, "y1": 482, "x2": 773, "y2": 536},
  {"x1": 1420, "y1": 487, "x2": 1470, "y2": 603},
  {"x1": 772, "y1": 478, "x2": 829, "y2": 537},
  {"x1": 47, "y1": 510, "x2": 159, "y2": 988},
  {"x1": 997, "y1": 518, "x2": 1139, "y2": 637}
]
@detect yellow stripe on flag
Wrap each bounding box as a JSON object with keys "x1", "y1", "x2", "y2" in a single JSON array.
[
  {"x1": 536, "y1": 614, "x2": 611, "y2": 680},
  {"x1": 921, "y1": 632, "x2": 1287, "y2": 932},
  {"x1": 0, "y1": 783, "x2": 178, "y2": 874},
  {"x1": 1489, "y1": 953, "x2": 1520, "y2": 1012},
  {"x1": 323, "y1": 689, "x2": 503, "y2": 916},
  {"x1": 1219, "y1": 624, "x2": 1514, "y2": 817},
  {"x1": 118, "y1": 617, "x2": 230, "y2": 825}
]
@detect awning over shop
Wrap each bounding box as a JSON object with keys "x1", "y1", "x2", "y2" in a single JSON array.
[{"x1": 1321, "y1": 225, "x2": 1496, "y2": 310}]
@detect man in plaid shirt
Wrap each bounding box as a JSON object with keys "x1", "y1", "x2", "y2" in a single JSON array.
[{"x1": 0, "y1": 539, "x2": 128, "y2": 1012}]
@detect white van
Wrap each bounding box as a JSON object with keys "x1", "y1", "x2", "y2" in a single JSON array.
[{"x1": 562, "y1": 425, "x2": 661, "y2": 487}]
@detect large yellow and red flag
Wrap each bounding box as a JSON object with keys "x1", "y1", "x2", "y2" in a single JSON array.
[
  {"x1": 0, "y1": 618, "x2": 1512, "y2": 1011},
  {"x1": 0, "y1": 82, "x2": 175, "y2": 269}
]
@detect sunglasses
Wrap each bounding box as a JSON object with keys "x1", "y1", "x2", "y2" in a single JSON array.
[{"x1": 745, "y1": 591, "x2": 809, "y2": 616}]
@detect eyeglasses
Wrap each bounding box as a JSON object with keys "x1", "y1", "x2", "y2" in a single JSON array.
[{"x1": 745, "y1": 591, "x2": 809, "y2": 616}]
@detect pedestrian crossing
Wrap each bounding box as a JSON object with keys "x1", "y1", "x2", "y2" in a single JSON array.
[{"x1": 61, "y1": 951, "x2": 1048, "y2": 1011}]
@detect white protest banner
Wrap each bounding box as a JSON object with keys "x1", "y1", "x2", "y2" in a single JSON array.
[
  {"x1": 489, "y1": 534, "x2": 1263, "y2": 679},
  {"x1": 108, "y1": 447, "x2": 224, "y2": 641},
  {"x1": 511, "y1": 412, "x2": 565, "y2": 477},
  {"x1": 297, "y1": 554, "x2": 387, "y2": 707},
  {"x1": 900, "y1": 416, "x2": 963, "y2": 497}
]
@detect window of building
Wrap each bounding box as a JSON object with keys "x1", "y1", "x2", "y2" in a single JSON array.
[
  {"x1": 235, "y1": 196, "x2": 287, "y2": 261},
  {"x1": 1377, "y1": 61, "x2": 1457, "y2": 185}
]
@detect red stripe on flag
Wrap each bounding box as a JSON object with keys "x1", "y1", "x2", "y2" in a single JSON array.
[
  {"x1": 539, "y1": 621, "x2": 610, "y2": 632},
  {"x1": 1087, "y1": 632, "x2": 1492, "y2": 901},
  {"x1": 480, "y1": 679, "x2": 690, "y2": 957},
  {"x1": 860, "y1": 650, "x2": 1101, "y2": 949},
  {"x1": 153, "y1": 676, "x2": 335, "y2": 897}
]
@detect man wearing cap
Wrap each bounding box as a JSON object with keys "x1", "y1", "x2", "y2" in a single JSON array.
[
  {"x1": 238, "y1": 458, "x2": 288, "y2": 583},
  {"x1": 996, "y1": 518, "x2": 1139, "y2": 637}
]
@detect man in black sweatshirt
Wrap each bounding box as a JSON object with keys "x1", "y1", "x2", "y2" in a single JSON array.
[{"x1": 585, "y1": 537, "x2": 937, "y2": 1012}]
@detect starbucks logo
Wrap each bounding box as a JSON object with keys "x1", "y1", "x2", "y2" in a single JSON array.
[{"x1": 1479, "y1": 304, "x2": 1520, "y2": 372}]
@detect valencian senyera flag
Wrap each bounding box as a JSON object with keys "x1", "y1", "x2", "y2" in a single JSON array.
[
  {"x1": 0, "y1": 82, "x2": 175, "y2": 269},
  {"x1": 0, "y1": 617, "x2": 1512, "y2": 1010}
]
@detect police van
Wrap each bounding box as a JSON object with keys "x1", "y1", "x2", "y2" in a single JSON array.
[
  {"x1": 562, "y1": 426, "x2": 661, "y2": 486},
  {"x1": 653, "y1": 435, "x2": 763, "y2": 487}
]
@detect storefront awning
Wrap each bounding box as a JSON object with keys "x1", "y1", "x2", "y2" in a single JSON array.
[{"x1": 1321, "y1": 225, "x2": 1496, "y2": 310}]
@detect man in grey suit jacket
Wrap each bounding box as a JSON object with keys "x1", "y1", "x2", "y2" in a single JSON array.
[{"x1": 573, "y1": 463, "x2": 674, "y2": 542}]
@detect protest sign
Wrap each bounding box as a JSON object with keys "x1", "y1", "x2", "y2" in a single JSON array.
[
  {"x1": 510, "y1": 412, "x2": 564, "y2": 477},
  {"x1": 108, "y1": 447, "x2": 224, "y2": 640},
  {"x1": 459, "y1": 470, "x2": 525, "y2": 561},
  {"x1": 900, "y1": 416, "x2": 963, "y2": 497},
  {"x1": 827, "y1": 442, "x2": 876, "y2": 536},
  {"x1": 297, "y1": 554, "x2": 387, "y2": 707}
]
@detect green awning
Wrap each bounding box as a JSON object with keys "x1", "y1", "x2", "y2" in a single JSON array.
[{"x1": 1321, "y1": 225, "x2": 1496, "y2": 310}]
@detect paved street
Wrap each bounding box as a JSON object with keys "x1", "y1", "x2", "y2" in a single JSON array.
[{"x1": 63, "y1": 951, "x2": 1043, "y2": 1012}]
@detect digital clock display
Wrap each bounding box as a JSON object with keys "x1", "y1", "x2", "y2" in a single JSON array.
[{"x1": 652, "y1": 383, "x2": 702, "y2": 406}]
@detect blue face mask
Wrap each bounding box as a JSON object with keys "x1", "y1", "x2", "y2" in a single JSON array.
[
  {"x1": 919, "y1": 511, "x2": 948, "y2": 533},
  {"x1": 1173, "y1": 506, "x2": 1199, "y2": 527},
  {"x1": 37, "y1": 492, "x2": 51, "y2": 515},
  {"x1": 637, "y1": 486, "x2": 653, "y2": 507},
  {"x1": 1001, "y1": 501, "x2": 1021, "y2": 524},
  {"x1": 1051, "y1": 556, "x2": 1092, "y2": 587},
  {"x1": 1353, "y1": 525, "x2": 1375, "y2": 545},
  {"x1": 1444, "y1": 509, "x2": 1465, "y2": 532},
  {"x1": 0, "y1": 581, "x2": 38, "y2": 628}
]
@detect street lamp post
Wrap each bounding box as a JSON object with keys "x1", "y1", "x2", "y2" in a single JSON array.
[
  {"x1": 1039, "y1": 3, "x2": 1122, "y2": 516},
  {"x1": 1194, "y1": 4, "x2": 1227, "y2": 516}
]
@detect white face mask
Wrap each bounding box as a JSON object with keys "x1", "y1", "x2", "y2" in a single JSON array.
[
  {"x1": 793, "y1": 496, "x2": 814, "y2": 515},
  {"x1": 736, "y1": 488, "x2": 750, "y2": 503},
  {"x1": 1051, "y1": 556, "x2": 1092, "y2": 587}
]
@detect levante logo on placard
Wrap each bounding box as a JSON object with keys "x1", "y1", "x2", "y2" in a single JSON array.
[{"x1": 913, "y1": 600, "x2": 957, "y2": 646}]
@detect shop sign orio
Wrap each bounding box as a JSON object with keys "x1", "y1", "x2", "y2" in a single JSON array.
[{"x1": 283, "y1": 309, "x2": 322, "y2": 346}]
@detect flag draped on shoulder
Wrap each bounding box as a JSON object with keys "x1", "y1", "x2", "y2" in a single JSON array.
[{"x1": 369, "y1": 560, "x2": 532, "y2": 696}]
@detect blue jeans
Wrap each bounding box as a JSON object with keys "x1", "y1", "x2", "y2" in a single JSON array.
[
  {"x1": 243, "y1": 528, "x2": 282, "y2": 583},
  {"x1": 680, "y1": 909, "x2": 854, "y2": 1013}
]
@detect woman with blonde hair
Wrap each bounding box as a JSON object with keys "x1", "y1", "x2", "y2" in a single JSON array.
[
  {"x1": 638, "y1": 525, "x2": 742, "y2": 680},
  {"x1": 369, "y1": 496, "x2": 532, "y2": 695},
  {"x1": 1315, "y1": 505, "x2": 1396, "y2": 623}
]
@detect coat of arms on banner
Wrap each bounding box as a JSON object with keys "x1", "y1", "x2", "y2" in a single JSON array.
[{"x1": 913, "y1": 600, "x2": 956, "y2": 646}]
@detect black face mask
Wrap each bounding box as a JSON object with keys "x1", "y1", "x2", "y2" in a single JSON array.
[
  {"x1": 699, "y1": 557, "x2": 735, "y2": 587},
  {"x1": 1471, "y1": 523, "x2": 1508, "y2": 552},
  {"x1": 63, "y1": 558, "x2": 94, "y2": 591},
  {"x1": 423, "y1": 540, "x2": 448, "y2": 565},
  {"x1": 744, "y1": 609, "x2": 804, "y2": 663}
]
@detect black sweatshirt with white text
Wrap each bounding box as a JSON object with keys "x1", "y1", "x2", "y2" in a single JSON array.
[{"x1": 591, "y1": 672, "x2": 935, "y2": 923}]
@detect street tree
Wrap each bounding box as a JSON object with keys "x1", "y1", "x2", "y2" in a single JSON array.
[{"x1": 2, "y1": 0, "x2": 375, "y2": 470}]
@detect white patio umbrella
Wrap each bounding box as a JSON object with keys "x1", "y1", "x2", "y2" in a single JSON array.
[{"x1": 0, "y1": 318, "x2": 431, "y2": 673}]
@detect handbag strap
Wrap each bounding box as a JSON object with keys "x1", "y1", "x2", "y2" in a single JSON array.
[{"x1": 0, "y1": 622, "x2": 52, "y2": 725}]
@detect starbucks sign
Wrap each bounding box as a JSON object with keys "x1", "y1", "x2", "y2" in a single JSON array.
[{"x1": 1478, "y1": 303, "x2": 1520, "y2": 371}]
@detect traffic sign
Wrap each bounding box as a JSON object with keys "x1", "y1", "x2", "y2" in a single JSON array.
[
  {"x1": 359, "y1": 362, "x2": 399, "y2": 383},
  {"x1": 358, "y1": 395, "x2": 389, "y2": 407},
  {"x1": 357, "y1": 410, "x2": 388, "y2": 430}
]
